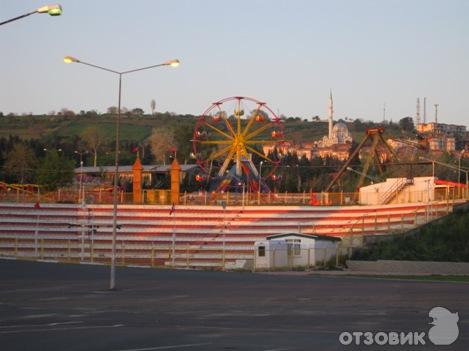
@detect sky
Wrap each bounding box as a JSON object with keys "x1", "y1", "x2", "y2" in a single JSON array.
[{"x1": 1, "y1": 0, "x2": 468, "y2": 125}]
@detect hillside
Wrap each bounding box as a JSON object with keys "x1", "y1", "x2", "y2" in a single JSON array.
[
  {"x1": 0, "y1": 113, "x2": 408, "y2": 145},
  {"x1": 351, "y1": 206, "x2": 469, "y2": 262}
]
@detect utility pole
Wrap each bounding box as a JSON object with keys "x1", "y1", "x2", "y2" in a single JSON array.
[
  {"x1": 416, "y1": 98, "x2": 420, "y2": 125},
  {"x1": 434, "y1": 104, "x2": 439, "y2": 124},
  {"x1": 423, "y1": 97, "x2": 427, "y2": 123}
]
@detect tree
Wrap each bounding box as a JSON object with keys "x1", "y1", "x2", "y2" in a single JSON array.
[
  {"x1": 131, "y1": 108, "x2": 144, "y2": 116},
  {"x1": 107, "y1": 106, "x2": 118, "y2": 114},
  {"x1": 3, "y1": 144, "x2": 37, "y2": 183},
  {"x1": 36, "y1": 151, "x2": 74, "y2": 190},
  {"x1": 59, "y1": 108, "x2": 75, "y2": 117},
  {"x1": 149, "y1": 127, "x2": 175, "y2": 163},
  {"x1": 150, "y1": 99, "x2": 156, "y2": 116},
  {"x1": 82, "y1": 126, "x2": 105, "y2": 167},
  {"x1": 399, "y1": 117, "x2": 415, "y2": 132}
]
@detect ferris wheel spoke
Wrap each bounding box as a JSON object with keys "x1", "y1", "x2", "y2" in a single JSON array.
[
  {"x1": 241, "y1": 106, "x2": 262, "y2": 137},
  {"x1": 199, "y1": 140, "x2": 233, "y2": 145},
  {"x1": 215, "y1": 105, "x2": 236, "y2": 137},
  {"x1": 236, "y1": 99, "x2": 243, "y2": 136},
  {"x1": 221, "y1": 115, "x2": 236, "y2": 137},
  {"x1": 244, "y1": 145, "x2": 273, "y2": 163},
  {"x1": 245, "y1": 140, "x2": 277, "y2": 144},
  {"x1": 218, "y1": 147, "x2": 236, "y2": 176},
  {"x1": 204, "y1": 123, "x2": 233, "y2": 140},
  {"x1": 235, "y1": 149, "x2": 242, "y2": 176},
  {"x1": 245, "y1": 123, "x2": 272, "y2": 140},
  {"x1": 209, "y1": 144, "x2": 233, "y2": 161}
]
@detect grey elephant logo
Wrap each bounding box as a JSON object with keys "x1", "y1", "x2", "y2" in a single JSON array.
[{"x1": 428, "y1": 307, "x2": 459, "y2": 345}]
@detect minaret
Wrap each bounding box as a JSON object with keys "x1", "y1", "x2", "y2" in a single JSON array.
[
  {"x1": 328, "y1": 90, "x2": 333, "y2": 139},
  {"x1": 416, "y1": 98, "x2": 421, "y2": 125}
]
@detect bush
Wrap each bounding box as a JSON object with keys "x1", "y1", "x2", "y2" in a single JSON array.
[{"x1": 351, "y1": 209, "x2": 469, "y2": 262}]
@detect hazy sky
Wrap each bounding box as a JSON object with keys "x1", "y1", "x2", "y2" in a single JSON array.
[{"x1": 1, "y1": 0, "x2": 468, "y2": 125}]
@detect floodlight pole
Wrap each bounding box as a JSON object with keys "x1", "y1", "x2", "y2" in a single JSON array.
[
  {"x1": 64, "y1": 56, "x2": 180, "y2": 290},
  {"x1": 109, "y1": 73, "x2": 122, "y2": 290},
  {"x1": 0, "y1": 4, "x2": 62, "y2": 26}
]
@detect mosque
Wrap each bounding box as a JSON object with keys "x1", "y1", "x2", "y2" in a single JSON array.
[{"x1": 312, "y1": 92, "x2": 353, "y2": 160}]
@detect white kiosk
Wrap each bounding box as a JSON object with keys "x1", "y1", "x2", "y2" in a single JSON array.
[{"x1": 254, "y1": 233, "x2": 341, "y2": 270}]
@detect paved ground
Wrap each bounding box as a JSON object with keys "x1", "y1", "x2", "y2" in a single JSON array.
[{"x1": 0, "y1": 260, "x2": 468, "y2": 351}]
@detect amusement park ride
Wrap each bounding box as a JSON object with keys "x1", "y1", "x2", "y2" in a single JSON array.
[
  {"x1": 325, "y1": 127, "x2": 399, "y2": 192},
  {"x1": 192, "y1": 96, "x2": 284, "y2": 193},
  {"x1": 325, "y1": 127, "x2": 433, "y2": 192}
]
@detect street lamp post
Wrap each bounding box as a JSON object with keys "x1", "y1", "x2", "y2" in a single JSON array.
[
  {"x1": 0, "y1": 4, "x2": 62, "y2": 26},
  {"x1": 65, "y1": 56, "x2": 180, "y2": 290},
  {"x1": 258, "y1": 161, "x2": 263, "y2": 205},
  {"x1": 458, "y1": 151, "x2": 465, "y2": 185},
  {"x1": 74, "y1": 150, "x2": 88, "y2": 206}
]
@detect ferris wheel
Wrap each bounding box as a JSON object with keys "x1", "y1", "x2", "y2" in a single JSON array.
[{"x1": 192, "y1": 96, "x2": 284, "y2": 191}]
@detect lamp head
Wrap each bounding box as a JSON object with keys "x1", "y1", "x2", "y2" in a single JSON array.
[
  {"x1": 64, "y1": 56, "x2": 79, "y2": 64},
  {"x1": 37, "y1": 4, "x2": 62, "y2": 16},
  {"x1": 166, "y1": 59, "x2": 180, "y2": 68}
]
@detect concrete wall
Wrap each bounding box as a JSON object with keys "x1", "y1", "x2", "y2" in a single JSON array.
[{"x1": 347, "y1": 260, "x2": 469, "y2": 275}]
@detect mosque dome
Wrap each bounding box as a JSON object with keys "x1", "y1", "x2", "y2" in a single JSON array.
[{"x1": 332, "y1": 122, "x2": 352, "y2": 144}]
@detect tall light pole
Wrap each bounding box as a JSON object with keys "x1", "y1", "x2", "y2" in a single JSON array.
[
  {"x1": 0, "y1": 4, "x2": 62, "y2": 26},
  {"x1": 258, "y1": 161, "x2": 263, "y2": 205},
  {"x1": 65, "y1": 56, "x2": 180, "y2": 290},
  {"x1": 458, "y1": 150, "x2": 466, "y2": 185},
  {"x1": 74, "y1": 150, "x2": 88, "y2": 206}
]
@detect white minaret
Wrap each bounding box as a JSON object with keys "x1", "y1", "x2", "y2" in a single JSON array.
[{"x1": 328, "y1": 90, "x2": 334, "y2": 139}]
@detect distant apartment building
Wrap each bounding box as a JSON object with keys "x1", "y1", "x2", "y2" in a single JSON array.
[
  {"x1": 262, "y1": 141, "x2": 313, "y2": 160},
  {"x1": 416, "y1": 122, "x2": 466, "y2": 136},
  {"x1": 312, "y1": 142, "x2": 351, "y2": 161},
  {"x1": 416, "y1": 122, "x2": 463, "y2": 152},
  {"x1": 428, "y1": 135, "x2": 456, "y2": 152}
]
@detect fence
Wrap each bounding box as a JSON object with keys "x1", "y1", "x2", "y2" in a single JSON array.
[
  {"x1": 0, "y1": 235, "x2": 254, "y2": 270},
  {"x1": 1, "y1": 187, "x2": 466, "y2": 206},
  {"x1": 0, "y1": 236, "x2": 354, "y2": 271}
]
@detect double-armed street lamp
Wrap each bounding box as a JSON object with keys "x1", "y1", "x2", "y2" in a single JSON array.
[
  {"x1": 64, "y1": 56, "x2": 180, "y2": 290},
  {"x1": 0, "y1": 4, "x2": 62, "y2": 26}
]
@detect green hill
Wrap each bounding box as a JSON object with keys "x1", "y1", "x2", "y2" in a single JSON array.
[
  {"x1": 351, "y1": 206, "x2": 469, "y2": 262},
  {"x1": 0, "y1": 113, "x2": 407, "y2": 144}
]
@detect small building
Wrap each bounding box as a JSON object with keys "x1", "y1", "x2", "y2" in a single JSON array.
[
  {"x1": 358, "y1": 176, "x2": 466, "y2": 205},
  {"x1": 254, "y1": 233, "x2": 341, "y2": 270},
  {"x1": 74, "y1": 163, "x2": 198, "y2": 189}
]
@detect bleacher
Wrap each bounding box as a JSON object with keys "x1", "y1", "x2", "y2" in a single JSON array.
[{"x1": 0, "y1": 202, "x2": 452, "y2": 269}]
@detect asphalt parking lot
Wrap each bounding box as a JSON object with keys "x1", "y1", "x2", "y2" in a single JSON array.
[{"x1": 0, "y1": 259, "x2": 468, "y2": 351}]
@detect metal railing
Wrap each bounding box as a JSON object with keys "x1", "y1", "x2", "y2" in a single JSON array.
[
  {"x1": 0, "y1": 236, "x2": 352, "y2": 271},
  {"x1": 0, "y1": 187, "x2": 467, "y2": 206}
]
